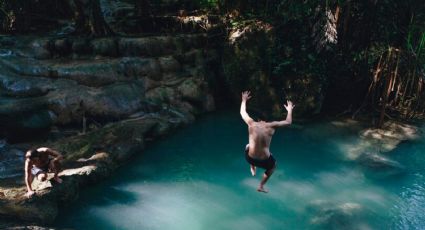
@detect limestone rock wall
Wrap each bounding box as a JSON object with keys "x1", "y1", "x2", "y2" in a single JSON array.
[
  {"x1": 0, "y1": 33, "x2": 216, "y2": 137},
  {"x1": 0, "y1": 29, "x2": 219, "y2": 224}
]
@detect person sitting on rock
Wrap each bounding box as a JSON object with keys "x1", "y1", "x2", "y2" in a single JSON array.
[{"x1": 24, "y1": 147, "x2": 64, "y2": 198}]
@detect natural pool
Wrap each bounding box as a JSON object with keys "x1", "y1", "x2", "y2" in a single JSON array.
[{"x1": 56, "y1": 112, "x2": 425, "y2": 229}]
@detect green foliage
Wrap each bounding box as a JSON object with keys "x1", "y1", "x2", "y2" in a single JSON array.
[
  {"x1": 0, "y1": 0, "x2": 22, "y2": 32},
  {"x1": 0, "y1": 0, "x2": 423, "y2": 116},
  {"x1": 0, "y1": 0, "x2": 72, "y2": 33},
  {"x1": 221, "y1": 0, "x2": 425, "y2": 116},
  {"x1": 197, "y1": 0, "x2": 220, "y2": 9},
  {"x1": 407, "y1": 27, "x2": 425, "y2": 65}
]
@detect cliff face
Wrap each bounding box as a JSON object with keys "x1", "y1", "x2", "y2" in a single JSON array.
[{"x1": 0, "y1": 34, "x2": 215, "y2": 135}]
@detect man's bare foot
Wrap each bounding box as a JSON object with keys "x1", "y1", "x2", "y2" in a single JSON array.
[
  {"x1": 53, "y1": 177, "x2": 63, "y2": 183},
  {"x1": 250, "y1": 165, "x2": 256, "y2": 176},
  {"x1": 257, "y1": 186, "x2": 268, "y2": 193},
  {"x1": 25, "y1": 190, "x2": 35, "y2": 198}
]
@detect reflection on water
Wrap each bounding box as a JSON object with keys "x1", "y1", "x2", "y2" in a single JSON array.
[
  {"x1": 56, "y1": 112, "x2": 425, "y2": 230},
  {"x1": 392, "y1": 173, "x2": 425, "y2": 229}
]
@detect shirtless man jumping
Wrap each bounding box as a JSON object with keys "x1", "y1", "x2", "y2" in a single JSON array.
[
  {"x1": 24, "y1": 147, "x2": 63, "y2": 198},
  {"x1": 240, "y1": 91, "x2": 294, "y2": 193}
]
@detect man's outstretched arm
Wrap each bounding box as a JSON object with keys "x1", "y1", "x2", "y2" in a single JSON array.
[
  {"x1": 240, "y1": 91, "x2": 254, "y2": 125},
  {"x1": 269, "y1": 100, "x2": 295, "y2": 128},
  {"x1": 24, "y1": 154, "x2": 35, "y2": 198}
]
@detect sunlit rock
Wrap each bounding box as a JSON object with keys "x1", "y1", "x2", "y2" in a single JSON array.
[
  {"x1": 360, "y1": 121, "x2": 419, "y2": 153},
  {"x1": 337, "y1": 120, "x2": 420, "y2": 161}
]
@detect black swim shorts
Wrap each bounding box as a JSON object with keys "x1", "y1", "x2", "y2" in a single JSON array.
[{"x1": 245, "y1": 150, "x2": 276, "y2": 171}]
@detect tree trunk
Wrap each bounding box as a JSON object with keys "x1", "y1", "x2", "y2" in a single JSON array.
[
  {"x1": 73, "y1": 0, "x2": 113, "y2": 36},
  {"x1": 135, "y1": 0, "x2": 151, "y2": 17},
  {"x1": 377, "y1": 49, "x2": 394, "y2": 128}
]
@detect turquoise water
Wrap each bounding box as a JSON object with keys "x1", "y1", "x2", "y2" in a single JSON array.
[{"x1": 56, "y1": 112, "x2": 425, "y2": 229}]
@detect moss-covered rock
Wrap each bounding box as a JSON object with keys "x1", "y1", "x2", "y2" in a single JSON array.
[
  {"x1": 30, "y1": 39, "x2": 51, "y2": 60},
  {"x1": 91, "y1": 38, "x2": 118, "y2": 57},
  {"x1": 177, "y1": 78, "x2": 205, "y2": 102}
]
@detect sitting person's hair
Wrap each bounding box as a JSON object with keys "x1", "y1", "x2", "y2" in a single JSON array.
[{"x1": 28, "y1": 149, "x2": 40, "y2": 159}]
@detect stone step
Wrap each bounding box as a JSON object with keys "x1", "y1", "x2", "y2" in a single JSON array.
[
  {"x1": 0, "y1": 59, "x2": 212, "y2": 129},
  {"x1": 0, "y1": 71, "x2": 53, "y2": 98},
  {"x1": 0, "y1": 48, "x2": 210, "y2": 88},
  {"x1": 0, "y1": 81, "x2": 148, "y2": 129},
  {"x1": 24, "y1": 33, "x2": 208, "y2": 60}
]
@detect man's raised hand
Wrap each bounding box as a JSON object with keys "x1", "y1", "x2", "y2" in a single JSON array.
[
  {"x1": 284, "y1": 100, "x2": 295, "y2": 111},
  {"x1": 242, "y1": 91, "x2": 252, "y2": 101}
]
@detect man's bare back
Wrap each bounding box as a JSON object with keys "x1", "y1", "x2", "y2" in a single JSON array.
[
  {"x1": 247, "y1": 121, "x2": 275, "y2": 160},
  {"x1": 240, "y1": 91, "x2": 294, "y2": 193}
]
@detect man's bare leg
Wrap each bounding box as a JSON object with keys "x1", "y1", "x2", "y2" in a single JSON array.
[
  {"x1": 245, "y1": 144, "x2": 256, "y2": 176},
  {"x1": 257, "y1": 165, "x2": 276, "y2": 193},
  {"x1": 49, "y1": 159, "x2": 62, "y2": 183},
  {"x1": 250, "y1": 164, "x2": 256, "y2": 176}
]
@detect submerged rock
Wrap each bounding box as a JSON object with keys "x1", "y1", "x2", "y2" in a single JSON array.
[
  {"x1": 360, "y1": 121, "x2": 419, "y2": 153},
  {"x1": 338, "y1": 120, "x2": 420, "y2": 161},
  {"x1": 357, "y1": 153, "x2": 405, "y2": 178},
  {"x1": 307, "y1": 200, "x2": 370, "y2": 230}
]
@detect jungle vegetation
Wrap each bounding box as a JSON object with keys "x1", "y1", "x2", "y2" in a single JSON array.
[{"x1": 0, "y1": 0, "x2": 424, "y2": 127}]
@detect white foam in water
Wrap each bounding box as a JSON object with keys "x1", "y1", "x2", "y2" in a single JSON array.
[{"x1": 89, "y1": 181, "x2": 252, "y2": 230}]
